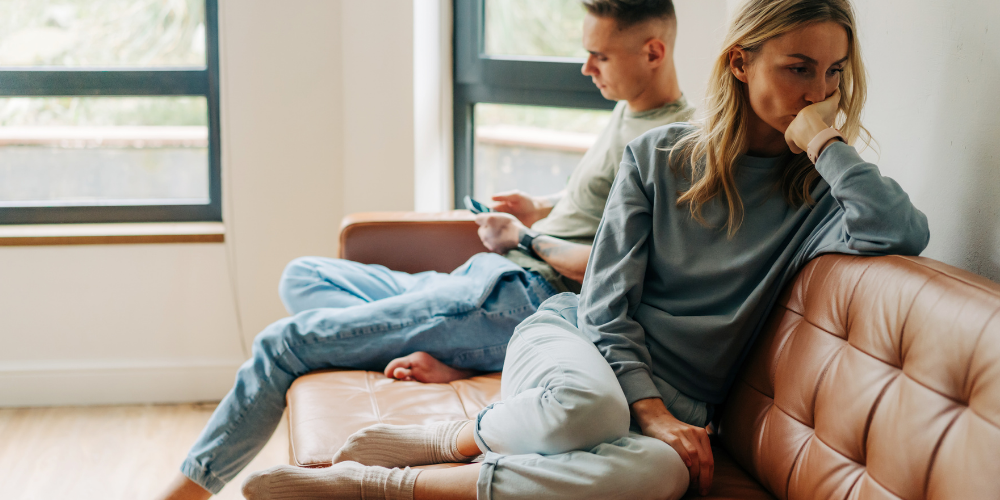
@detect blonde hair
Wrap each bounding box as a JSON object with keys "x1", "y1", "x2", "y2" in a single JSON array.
[{"x1": 673, "y1": 0, "x2": 871, "y2": 236}]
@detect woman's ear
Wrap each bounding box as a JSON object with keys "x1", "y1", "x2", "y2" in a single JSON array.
[{"x1": 729, "y1": 47, "x2": 750, "y2": 83}]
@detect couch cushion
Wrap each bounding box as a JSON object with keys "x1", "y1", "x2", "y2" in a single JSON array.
[
  {"x1": 288, "y1": 369, "x2": 774, "y2": 498},
  {"x1": 287, "y1": 370, "x2": 502, "y2": 467},
  {"x1": 718, "y1": 255, "x2": 1000, "y2": 500}
]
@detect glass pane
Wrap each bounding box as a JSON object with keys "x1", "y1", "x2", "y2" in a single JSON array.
[
  {"x1": 0, "y1": 0, "x2": 206, "y2": 67},
  {"x1": 0, "y1": 96, "x2": 209, "y2": 207},
  {"x1": 484, "y1": 0, "x2": 587, "y2": 59},
  {"x1": 474, "y1": 103, "x2": 611, "y2": 200}
]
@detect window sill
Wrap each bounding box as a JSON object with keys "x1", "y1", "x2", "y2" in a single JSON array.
[{"x1": 0, "y1": 222, "x2": 225, "y2": 246}]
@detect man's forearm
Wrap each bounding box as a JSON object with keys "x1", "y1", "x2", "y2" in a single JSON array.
[{"x1": 530, "y1": 234, "x2": 590, "y2": 283}]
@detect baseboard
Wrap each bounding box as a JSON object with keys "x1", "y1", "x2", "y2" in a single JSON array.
[{"x1": 0, "y1": 359, "x2": 246, "y2": 407}]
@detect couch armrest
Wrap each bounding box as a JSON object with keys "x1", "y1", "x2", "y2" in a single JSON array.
[{"x1": 338, "y1": 211, "x2": 487, "y2": 273}]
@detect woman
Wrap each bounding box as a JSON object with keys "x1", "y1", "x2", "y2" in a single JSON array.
[{"x1": 241, "y1": 0, "x2": 928, "y2": 499}]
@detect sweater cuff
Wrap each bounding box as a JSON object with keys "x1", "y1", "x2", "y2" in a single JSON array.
[
  {"x1": 617, "y1": 369, "x2": 663, "y2": 405},
  {"x1": 814, "y1": 141, "x2": 864, "y2": 187}
]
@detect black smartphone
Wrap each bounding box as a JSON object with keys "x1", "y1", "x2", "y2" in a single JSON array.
[{"x1": 463, "y1": 195, "x2": 493, "y2": 214}]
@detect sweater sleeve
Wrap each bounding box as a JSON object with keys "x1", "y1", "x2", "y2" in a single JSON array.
[
  {"x1": 577, "y1": 145, "x2": 662, "y2": 405},
  {"x1": 807, "y1": 142, "x2": 930, "y2": 258}
]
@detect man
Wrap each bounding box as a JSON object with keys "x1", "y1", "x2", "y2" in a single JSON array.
[{"x1": 158, "y1": 1, "x2": 692, "y2": 498}]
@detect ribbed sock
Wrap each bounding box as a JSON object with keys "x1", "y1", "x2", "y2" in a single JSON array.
[
  {"x1": 332, "y1": 420, "x2": 476, "y2": 468},
  {"x1": 241, "y1": 461, "x2": 419, "y2": 500}
]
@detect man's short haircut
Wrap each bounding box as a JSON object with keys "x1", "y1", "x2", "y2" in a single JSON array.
[{"x1": 582, "y1": 0, "x2": 676, "y2": 29}]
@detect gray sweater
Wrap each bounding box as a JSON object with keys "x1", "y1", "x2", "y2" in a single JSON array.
[{"x1": 578, "y1": 124, "x2": 929, "y2": 405}]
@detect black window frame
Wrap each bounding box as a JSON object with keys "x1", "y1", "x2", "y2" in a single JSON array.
[
  {"x1": 0, "y1": 0, "x2": 221, "y2": 225},
  {"x1": 452, "y1": 0, "x2": 616, "y2": 207}
]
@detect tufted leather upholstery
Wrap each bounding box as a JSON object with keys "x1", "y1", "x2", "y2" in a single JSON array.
[
  {"x1": 287, "y1": 213, "x2": 1000, "y2": 499},
  {"x1": 718, "y1": 255, "x2": 1000, "y2": 500}
]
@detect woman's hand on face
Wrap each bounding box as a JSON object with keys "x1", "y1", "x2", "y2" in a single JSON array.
[{"x1": 785, "y1": 88, "x2": 842, "y2": 154}]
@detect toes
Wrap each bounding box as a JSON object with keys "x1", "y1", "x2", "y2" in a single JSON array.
[{"x1": 384, "y1": 356, "x2": 410, "y2": 378}]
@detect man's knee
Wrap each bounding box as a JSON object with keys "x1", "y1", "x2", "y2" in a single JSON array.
[{"x1": 280, "y1": 256, "x2": 324, "y2": 285}]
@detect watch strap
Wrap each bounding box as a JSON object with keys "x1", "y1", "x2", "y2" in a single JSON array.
[
  {"x1": 518, "y1": 229, "x2": 540, "y2": 259},
  {"x1": 807, "y1": 127, "x2": 845, "y2": 163}
]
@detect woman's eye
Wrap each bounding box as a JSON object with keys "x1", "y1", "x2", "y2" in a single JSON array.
[
  {"x1": 789, "y1": 67, "x2": 808, "y2": 74},
  {"x1": 828, "y1": 68, "x2": 845, "y2": 76}
]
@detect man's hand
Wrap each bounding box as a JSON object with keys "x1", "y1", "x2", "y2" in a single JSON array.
[
  {"x1": 785, "y1": 88, "x2": 841, "y2": 155},
  {"x1": 632, "y1": 398, "x2": 714, "y2": 496},
  {"x1": 475, "y1": 212, "x2": 524, "y2": 254},
  {"x1": 491, "y1": 190, "x2": 557, "y2": 227}
]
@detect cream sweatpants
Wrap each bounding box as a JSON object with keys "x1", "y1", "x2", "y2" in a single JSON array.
[{"x1": 472, "y1": 293, "x2": 692, "y2": 500}]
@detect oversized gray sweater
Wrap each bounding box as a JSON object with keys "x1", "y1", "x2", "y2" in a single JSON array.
[{"x1": 578, "y1": 124, "x2": 929, "y2": 405}]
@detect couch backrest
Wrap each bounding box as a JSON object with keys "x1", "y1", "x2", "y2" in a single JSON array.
[
  {"x1": 339, "y1": 211, "x2": 486, "y2": 274},
  {"x1": 718, "y1": 255, "x2": 1000, "y2": 500}
]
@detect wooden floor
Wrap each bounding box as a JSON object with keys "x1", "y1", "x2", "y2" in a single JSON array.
[{"x1": 0, "y1": 403, "x2": 289, "y2": 500}]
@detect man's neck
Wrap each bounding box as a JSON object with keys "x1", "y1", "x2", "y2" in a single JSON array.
[{"x1": 625, "y1": 63, "x2": 682, "y2": 113}]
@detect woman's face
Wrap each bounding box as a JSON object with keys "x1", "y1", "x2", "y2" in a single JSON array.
[{"x1": 733, "y1": 21, "x2": 849, "y2": 135}]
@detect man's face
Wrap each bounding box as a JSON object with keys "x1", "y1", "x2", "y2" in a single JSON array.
[{"x1": 581, "y1": 13, "x2": 655, "y2": 102}]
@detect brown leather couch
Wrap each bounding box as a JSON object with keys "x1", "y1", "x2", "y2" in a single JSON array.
[{"x1": 286, "y1": 211, "x2": 1000, "y2": 499}]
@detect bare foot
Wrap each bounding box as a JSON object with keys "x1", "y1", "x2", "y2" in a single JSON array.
[{"x1": 384, "y1": 352, "x2": 475, "y2": 383}]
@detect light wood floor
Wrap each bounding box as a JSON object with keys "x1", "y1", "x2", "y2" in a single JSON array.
[{"x1": 0, "y1": 403, "x2": 289, "y2": 500}]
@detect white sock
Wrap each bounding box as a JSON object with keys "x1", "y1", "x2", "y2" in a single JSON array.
[
  {"x1": 241, "y1": 461, "x2": 419, "y2": 500},
  {"x1": 332, "y1": 420, "x2": 477, "y2": 468}
]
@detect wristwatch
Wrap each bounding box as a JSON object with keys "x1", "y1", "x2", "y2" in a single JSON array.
[
  {"x1": 518, "y1": 228, "x2": 541, "y2": 259},
  {"x1": 807, "y1": 127, "x2": 845, "y2": 163}
]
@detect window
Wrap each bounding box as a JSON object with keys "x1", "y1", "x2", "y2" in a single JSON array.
[
  {"x1": 0, "y1": 0, "x2": 220, "y2": 224},
  {"x1": 453, "y1": 0, "x2": 614, "y2": 205}
]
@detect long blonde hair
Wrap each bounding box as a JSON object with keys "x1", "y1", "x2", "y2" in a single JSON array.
[{"x1": 673, "y1": 0, "x2": 871, "y2": 236}]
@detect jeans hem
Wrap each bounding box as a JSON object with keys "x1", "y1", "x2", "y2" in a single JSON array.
[
  {"x1": 476, "y1": 452, "x2": 503, "y2": 500},
  {"x1": 473, "y1": 402, "x2": 499, "y2": 454},
  {"x1": 180, "y1": 458, "x2": 227, "y2": 495}
]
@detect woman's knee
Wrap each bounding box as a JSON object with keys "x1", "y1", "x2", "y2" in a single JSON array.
[{"x1": 538, "y1": 383, "x2": 631, "y2": 452}]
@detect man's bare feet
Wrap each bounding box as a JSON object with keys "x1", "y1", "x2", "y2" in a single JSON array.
[{"x1": 384, "y1": 352, "x2": 475, "y2": 383}]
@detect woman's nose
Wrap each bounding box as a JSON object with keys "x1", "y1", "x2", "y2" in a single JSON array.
[
  {"x1": 581, "y1": 56, "x2": 596, "y2": 76},
  {"x1": 805, "y1": 78, "x2": 827, "y2": 104}
]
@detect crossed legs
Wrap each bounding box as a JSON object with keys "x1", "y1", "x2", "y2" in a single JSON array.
[{"x1": 244, "y1": 294, "x2": 688, "y2": 500}]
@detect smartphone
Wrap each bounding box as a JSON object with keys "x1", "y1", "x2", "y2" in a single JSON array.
[{"x1": 463, "y1": 195, "x2": 493, "y2": 214}]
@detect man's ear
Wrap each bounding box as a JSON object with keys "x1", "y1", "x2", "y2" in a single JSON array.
[
  {"x1": 644, "y1": 38, "x2": 667, "y2": 66},
  {"x1": 729, "y1": 47, "x2": 750, "y2": 83}
]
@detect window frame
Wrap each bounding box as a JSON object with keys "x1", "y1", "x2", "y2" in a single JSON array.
[
  {"x1": 452, "y1": 0, "x2": 615, "y2": 207},
  {"x1": 0, "y1": 0, "x2": 222, "y2": 225}
]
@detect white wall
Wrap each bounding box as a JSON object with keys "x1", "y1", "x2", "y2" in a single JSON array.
[
  {"x1": 674, "y1": 0, "x2": 729, "y2": 116},
  {"x1": 854, "y1": 0, "x2": 1000, "y2": 281}
]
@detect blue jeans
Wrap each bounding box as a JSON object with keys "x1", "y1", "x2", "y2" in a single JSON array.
[{"x1": 181, "y1": 253, "x2": 557, "y2": 494}]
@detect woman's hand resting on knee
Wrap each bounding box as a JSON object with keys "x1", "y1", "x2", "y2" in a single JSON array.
[{"x1": 631, "y1": 398, "x2": 714, "y2": 496}]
